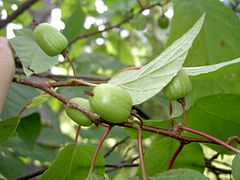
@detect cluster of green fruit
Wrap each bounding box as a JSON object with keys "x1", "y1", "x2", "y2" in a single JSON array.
[
  {"x1": 65, "y1": 84, "x2": 133, "y2": 126},
  {"x1": 65, "y1": 70, "x2": 192, "y2": 126},
  {"x1": 32, "y1": 23, "x2": 192, "y2": 126}
]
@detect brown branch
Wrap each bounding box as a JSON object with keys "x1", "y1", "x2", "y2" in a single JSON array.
[
  {"x1": 68, "y1": 3, "x2": 163, "y2": 45},
  {"x1": 13, "y1": 77, "x2": 240, "y2": 155},
  {"x1": 104, "y1": 136, "x2": 129, "y2": 158},
  {"x1": 49, "y1": 79, "x2": 97, "y2": 88},
  {"x1": 13, "y1": 77, "x2": 100, "y2": 124},
  {"x1": 15, "y1": 68, "x2": 109, "y2": 82},
  {"x1": 13, "y1": 77, "x2": 97, "y2": 88},
  {"x1": 0, "y1": 0, "x2": 40, "y2": 29}
]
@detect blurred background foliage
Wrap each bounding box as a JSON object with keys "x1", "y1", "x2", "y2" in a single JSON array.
[{"x1": 0, "y1": 0, "x2": 240, "y2": 179}]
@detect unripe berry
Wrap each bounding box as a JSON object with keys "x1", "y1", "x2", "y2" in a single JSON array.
[
  {"x1": 163, "y1": 70, "x2": 192, "y2": 100},
  {"x1": 89, "y1": 84, "x2": 133, "y2": 123},
  {"x1": 33, "y1": 23, "x2": 68, "y2": 56},
  {"x1": 66, "y1": 98, "x2": 93, "y2": 126}
]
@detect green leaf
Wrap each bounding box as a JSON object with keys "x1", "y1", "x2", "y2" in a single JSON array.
[
  {"x1": 143, "y1": 138, "x2": 204, "y2": 176},
  {"x1": 168, "y1": 0, "x2": 240, "y2": 100},
  {"x1": 16, "y1": 113, "x2": 41, "y2": 150},
  {"x1": 0, "y1": 83, "x2": 39, "y2": 119},
  {"x1": 27, "y1": 93, "x2": 51, "y2": 108},
  {"x1": 109, "y1": 14, "x2": 205, "y2": 105},
  {"x1": 186, "y1": 94, "x2": 240, "y2": 153},
  {"x1": 127, "y1": 177, "x2": 141, "y2": 180},
  {"x1": 0, "y1": 147, "x2": 27, "y2": 179},
  {"x1": 149, "y1": 169, "x2": 209, "y2": 180},
  {"x1": 88, "y1": 174, "x2": 106, "y2": 180},
  {"x1": 107, "y1": 33, "x2": 135, "y2": 65},
  {"x1": 40, "y1": 144, "x2": 105, "y2": 180},
  {"x1": 9, "y1": 28, "x2": 58, "y2": 76},
  {"x1": 2, "y1": 136, "x2": 58, "y2": 163},
  {"x1": 168, "y1": 0, "x2": 240, "y2": 66},
  {"x1": 63, "y1": 3, "x2": 85, "y2": 40},
  {"x1": 184, "y1": 57, "x2": 240, "y2": 76},
  {"x1": 0, "y1": 117, "x2": 18, "y2": 142},
  {"x1": 75, "y1": 53, "x2": 124, "y2": 75},
  {"x1": 232, "y1": 155, "x2": 240, "y2": 180}
]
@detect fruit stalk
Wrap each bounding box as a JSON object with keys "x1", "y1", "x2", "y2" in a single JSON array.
[
  {"x1": 61, "y1": 49, "x2": 77, "y2": 79},
  {"x1": 168, "y1": 142, "x2": 185, "y2": 170},
  {"x1": 87, "y1": 126, "x2": 112, "y2": 179},
  {"x1": 137, "y1": 125, "x2": 147, "y2": 180},
  {"x1": 74, "y1": 125, "x2": 81, "y2": 144},
  {"x1": 177, "y1": 98, "x2": 186, "y2": 127}
]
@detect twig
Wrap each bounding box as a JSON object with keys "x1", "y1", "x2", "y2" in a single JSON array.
[
  {"x1": 87, "y1": 126, "x2": 112, "y2": 179},
  {"x1": 74, "y1": 125, "x2": 81, "y2": 144},
  {"x1": 179, "y1": 126, "x2": 240, "y2": 154},
  {"x1": 68, "y1": 3, "x2": 163, "y2": 45},
  {"x1": 205, "y1": 164, "x2": 232, "y2": 174},
  {"x1": 104, "y1": 136, "x2": 129, "y2": 158},
  {"x1": 137, "y1": 126, "x2": 147, "y2": 180},
  {"x1": 122, "y1": 155, "x2": 140, "y2": 164},
  {"x1": 137, "y1": 0, "x2": 144, "y2": 9},
  {"x1": 12, "y1": 77, "x2": 240, "y2": 154},
  {"x1": 227, "y1": 136, "x2": 240, "y2": 145},
  {"x1": 121, "y1": 146, "x2": 136, "y2": 163},
  {"x1": 209, "y1": 153, "x2": 220, "y2": 162},
  {"x1": 49, "y1": 79, "x2": 97, "y2": 88},
  {"x1": 37, "y1": 141, "x2": 61, "y2": 149},
  {"x1": 13, "y1": 77, "x2": 100, "y2": 124},
  {"x1": 16, "y1": 167, "x2": 47, "y2": 180},
  {"x1": 106, "y1": 163, "x2": 139, "y2": 173},
  {"x1": 132, "y1": 106, "x2": 150, "y2": 119},
  {"x1": 16, "y1": 162, "x2": 139, "y2": 179},
  {"x1": 168, "y1": 142, "x2": 185, "y2": 170},
  {"x1": 18, "y1": 99, "x2": 33, "y2": 117},
  {"x1": 0, "y1": 0, "x2": 40, "y2": 29},
  {"x1": 15, "y1": 68, "x2": 109, "y2": 82},
  {"x1": 61, "y1": 49, "x2": 77, "y2": 79}
]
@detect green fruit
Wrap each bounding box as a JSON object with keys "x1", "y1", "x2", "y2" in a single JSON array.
[
  {"x1": 65, "y1": 98, "x2": 93, "y2": 126},
  {"x1": 33, "y1": 23, "x2": 68, "y2": 56},
  {"x1": 89, "y1": 84, "x2": 132, "y2": 123},
  {"x1": 158, "y1": 15, "x2": 169, "y2": 29},
  {"x1": 163, "y1": 70, "x2": 192, "y2": 100}
]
